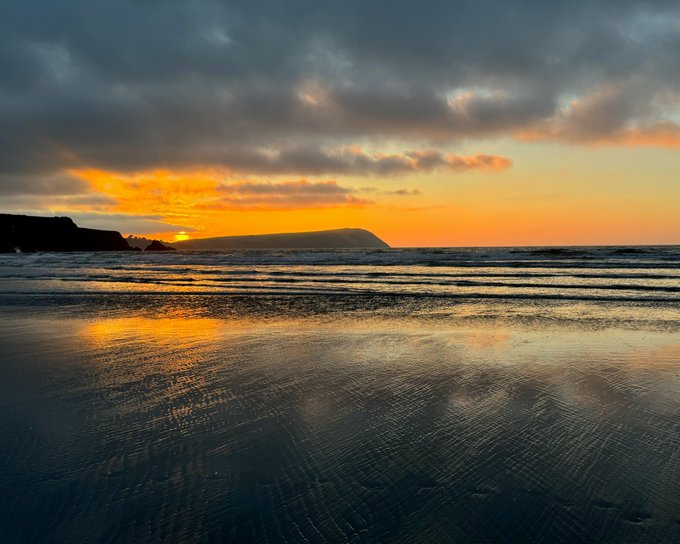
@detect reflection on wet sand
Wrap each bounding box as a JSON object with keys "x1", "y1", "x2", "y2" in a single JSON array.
[
  {"x1": 1, "y1": 312, "x2": 680, "y2": 542},
  {"x1": 84, "y1": 315, "x2": 225, "y2": 344}
]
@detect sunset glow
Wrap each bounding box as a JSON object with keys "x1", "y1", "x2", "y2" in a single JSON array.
[
  {"x1": 1, "y1": 1, "x2": 678, "y2": 246},
  {"x1": 49, "y1": 149, "x2": 678, "y2": 246},
  {"x1": 3, "y1": 2, "x2": 680, "y2": 542}
]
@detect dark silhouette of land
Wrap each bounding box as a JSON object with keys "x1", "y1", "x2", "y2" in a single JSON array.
[
  {"x1": 145, "y1": 240, "x2": 176, "y2": 251},
  {"x1": 172, "y1": 228, "x2": 390, "y2": 249},
  {"x1": 1, "y1": 214, "x2": 389, "y2": 252},
  {"x1": 126, "y1": 235, "x2": 155, "y2": 250},
  {"x1": 0, "y1": 214, "x2": 133, "y2": 252}
]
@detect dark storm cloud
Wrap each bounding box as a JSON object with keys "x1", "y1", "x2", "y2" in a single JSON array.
[{"x1": 1, "y1": 0, "x2": 680, "y2": 193}]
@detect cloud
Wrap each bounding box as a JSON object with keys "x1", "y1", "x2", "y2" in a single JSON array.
[
  {"x1": 0, "y1": 206, "x2": 195, "y2": 235},
  {"x1": 219, "y1": 180, "x2": 351, "y2": 196},
  {"x1": 207, "y1": 179, "x2": 373, "y2": 210},
  {"x1": 0, "y1": 173, "x2": 89, "y2": 195},
  {"x1": 217, "y1": 146, "x2": 512, "y2": 176},
  {"x1": 446, "y1": 154, "x2": 513, "y2": 171},
  {"x1": 1, "y1": 0, "x2": 679, "y2": 193},
  {"x1": 65, "y1": 168, "x2": 375, "y2": 212},
  {"x1": 383, "y1": 189, "x2": 422, "y2": 196},
  {"x1": 518, "y1": 79, "x2": 680, "y2": 147},
  {"x1": 60, "y1": 213, "x2": 198, "y2": 235},
  {"x1": 0, "y1": 191, "x2": 118, "y2": 217}
]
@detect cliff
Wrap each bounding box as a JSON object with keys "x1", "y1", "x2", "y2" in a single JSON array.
[
  {"x1": 172, "y1": 228, "x2": 390, "y2": 249},
  {"x1": 0, "y1": 214, "x2": 133, "y2": 252}
]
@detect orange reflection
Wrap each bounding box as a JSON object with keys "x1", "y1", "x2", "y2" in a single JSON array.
[
  {"x1": 83, "y1": 316, "x2": 224, "y2": 348},
  {"x1": 463, "y1": 331, "x2": 511, "y2": 350}
]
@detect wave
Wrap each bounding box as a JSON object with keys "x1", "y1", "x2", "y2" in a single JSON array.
[
  {"x1": 2, "y1": 290, "x2": 680, "y2": 306},
  {"x1": 1, "y1": 247, "x2": 678, "y2": 309}
]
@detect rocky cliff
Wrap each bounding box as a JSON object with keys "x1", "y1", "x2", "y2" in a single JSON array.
[{"x1": 0, "y1": 214, "x2": 133, "y2": 252}]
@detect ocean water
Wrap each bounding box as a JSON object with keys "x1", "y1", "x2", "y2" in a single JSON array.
[
  {"x1": 2, "y1": 246, "x2": 680, "y2": 299},
  {"x1": 1, "y1": 247, "x2": 680, "y2": 543}
]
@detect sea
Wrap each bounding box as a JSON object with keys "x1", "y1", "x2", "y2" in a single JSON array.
[{"x1": 1, "y1": 246, "x2": 679, "y2": 543}]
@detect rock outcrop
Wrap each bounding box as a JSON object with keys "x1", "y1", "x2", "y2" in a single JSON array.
[
  {"x1": 0, "y1": 214, "x2": 133, "y2": 252},
  {"x1": 144, "y1": 240, "x2": 176, "y2": 251},
  {"x1": 126, "y1": 235, "x2": 154, "y2": 250},
  {"x1": 172, "y1": 228, "x2": 390, "y2": 249}
]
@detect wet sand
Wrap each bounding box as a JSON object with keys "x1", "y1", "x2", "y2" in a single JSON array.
[{"x1": 1, "y1": 306, "x2": 680, "y2": 543}]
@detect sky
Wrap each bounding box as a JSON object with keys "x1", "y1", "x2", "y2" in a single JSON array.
[{"x1": 1, "y1": 0, "x2": 679, "y2": 246}]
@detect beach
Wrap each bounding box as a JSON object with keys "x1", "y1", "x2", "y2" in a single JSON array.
[{"x1": 1, "y1": 247, "x2": 679, "y2": 542}]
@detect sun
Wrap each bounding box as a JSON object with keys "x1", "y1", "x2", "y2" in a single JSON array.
[{"x1": 174, "y1": 231, "x2": 190, "y2": 242}]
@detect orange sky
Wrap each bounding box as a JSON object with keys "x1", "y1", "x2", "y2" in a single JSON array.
[
  {"x1": 56, "y1": 140, "x2": 680, "y2": 247},
  {"x1": 3, "y1": 1, "x2": 680, "y2": 247}
]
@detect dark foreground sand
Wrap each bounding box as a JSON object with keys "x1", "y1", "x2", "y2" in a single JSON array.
[{"x1": 1, "y1": 305, "x2": 680, "y2": 543}]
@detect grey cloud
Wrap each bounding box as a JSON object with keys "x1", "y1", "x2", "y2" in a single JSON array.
[
  {"x1": 1, "y1": 193, "x2": 120, "y2": 211},
  {"x1": 0, "y1": 173, "x2": 89, "y2": 195},
  {"x1": 1, "y1": 0, "x2": 680, "y2": 192},
  {"x1": 554, "y1": 79, "x2": 654, "y2": 140},
  {"x1": 2, "y1": 193, "x2": 117, "y2": 215},
  {"x1": 0, "y1": 205, "x2": 194, "y2": 233},
  {"x1": 357, "y1": 187, "x2": 421, "y2": 196},
  {"x1": 201, "y1": 195, "x2": 371, "y2": 211},
  {"x1": 384, "y1": 189, "x2": 422, "y2": 196},
  {"x1": 219, "y1": 180, "x2": 351, "y2": 196},
  {"x1": 219, "y1": 147, "x2": 511, "y2": 176},
  {"x1": 59, "y1": 213, "x2": 197, "y2": 235},
  {"x1": 209, "y1": 179, "x2": 372, "y2": 209}
]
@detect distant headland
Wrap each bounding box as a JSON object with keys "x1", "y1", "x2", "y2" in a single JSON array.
[
  {"x1": 172, "y1": 228, "x2": 390, "y2": 249},
  {"x1": 0, "y1": 214, "x2": 389, "y2": 252}
]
